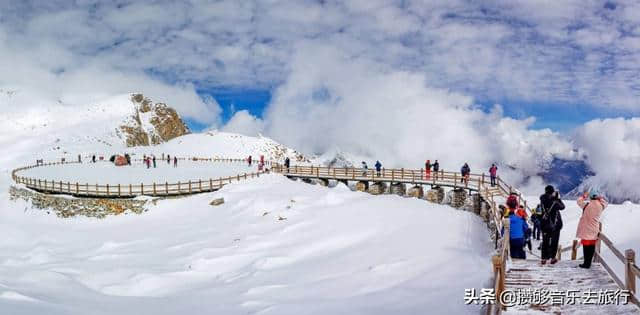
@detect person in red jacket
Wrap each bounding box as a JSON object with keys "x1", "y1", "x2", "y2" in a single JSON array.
[
  {"x1": 425, "y1": 159, "x2": 431, "y2": 180},
  {"x1": 489, "y1": 163, "x2": 498, "y2": 187}
]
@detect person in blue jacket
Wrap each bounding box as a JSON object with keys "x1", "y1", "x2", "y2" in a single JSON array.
[
  {"x1": 375, "y1": 160, "x2": 382, "y2": 177},
  {"x1": 503, "y1": 208, "x2": 529, "y2": 259}
]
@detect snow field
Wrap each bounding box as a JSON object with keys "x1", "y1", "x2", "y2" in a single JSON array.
[
  {"x1": 17, "y1": 160, "x2": 259, "y2": 186},
  {"x1": 0, "y1": 174, "x2": 494, "y2": 315}
]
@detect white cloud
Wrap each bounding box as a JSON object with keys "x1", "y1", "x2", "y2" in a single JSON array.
[
  {"x1": 573, "y1": 118, "x2": 640, "y2": 202},
  {"x1": 222, "y1": 110, "x2": 265, "y2": 136},
  {"x1": 261, "y1": 43, "x2": 574, "y2": 184},
  {"x1": 3, "y1": 1, "x2": 640, "y2": 111}
]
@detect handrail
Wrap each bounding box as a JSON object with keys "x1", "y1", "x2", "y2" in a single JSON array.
[
  {"x1": 556, "y1": 221, "x2": 640, "y2": 306},
  {"x1": 11, "y1": 157, "x2": 275, "y2": 197}
]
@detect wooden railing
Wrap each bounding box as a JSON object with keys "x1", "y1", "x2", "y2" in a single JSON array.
[
  {"x1": 557, "y1": 222, "x2": 640, "y2": 306},
  {"x1": 11, "y1": 157, "x2": 273, "y2": 197},
  {"x1": 271, "y1": 164, "x2": 491, "y2": 191}
]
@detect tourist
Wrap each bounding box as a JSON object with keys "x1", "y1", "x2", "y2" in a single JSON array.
[
  {"x1": 152, "y1": 156, "x2": 156, "y2": 168},
  {"x1": 539, "y1": 185, "x2": 565, "y2": 265},
  {"x1": 375, "y1": 160, "x2": 382, "y2": 177},
  {"x1": 92, "y1": 155, "x2": 96, "y2": 163},
  {"x1": 173, "y1": 156, "x2": 178, "y2": 168},
  {"x1": 284, "y1": 157, "x2": 290, "y2": 173},
  {"x1": 576, "y1": 188, "x2": 608, "y2": 269},
  {"x1": 460, "y1": 163, "x2": 470, "y2": 184},
  {"x1": 425, "y1": 159, "x2": 431, "y2": 180},
  {"x1": 167, "y1": 154, "x2": 171, "y2": 164},
  {"x1": 433, "y1": 160, "x2": 439, "y2": 180},
  {"x1": 361, "y1": 161, "x2": 368, "y2": 176},
  {"x1": 489, "y1": 163, "x2": 498, "y2": 187},
  {"x1": 248, "y1": 155, "x2": 252, "y2": 166},
  {"x1": 503, "y1": 206, "x2": 529, "y2": 259},
  {"x1": 145, "y1": 157, "x2": 151, "y2": 169},
  {"x1": 531, "y1": 204, "x2": 542, "y2": 240}
]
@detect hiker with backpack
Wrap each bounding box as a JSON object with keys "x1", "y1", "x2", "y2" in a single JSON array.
[
  {"x1": 489, "y1": 164, "x2": 498, "y2": 187},
  {"x1": 539, "y1": 185, "x2": 565, "y2": 265},
  {"x1": 576, "y1": 188, "x2": 608, "y2": 269},
  {"x1": 375, "y1": 160, "x2": 382, "y2": 177}
]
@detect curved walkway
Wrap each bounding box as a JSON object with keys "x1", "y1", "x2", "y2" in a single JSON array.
[
  {"x1": 10, "y1": 159, "x2": 640, "y2": 313},
  {"x1": 11, "y1": 158, "x2": 270, "y2": 198},
  {"x1": 273, "y1": 164, "x2": 640, "y2": 314}
]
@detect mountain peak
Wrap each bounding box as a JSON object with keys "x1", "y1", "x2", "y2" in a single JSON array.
[{"x1": 119, "y1": 93, "x2": 190, "y2": 147}]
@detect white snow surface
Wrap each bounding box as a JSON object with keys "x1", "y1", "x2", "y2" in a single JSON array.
[
  {"x1": 18, "y1": 161, "x2": 259, "y2": 185},
  {"x1": 0, "y1": 174, "x2": 494, "y2": 314}
]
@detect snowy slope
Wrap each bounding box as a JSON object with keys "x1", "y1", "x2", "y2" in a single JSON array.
[{"x1": 0, "y1": 174, "x2": 494, "y2": 315}]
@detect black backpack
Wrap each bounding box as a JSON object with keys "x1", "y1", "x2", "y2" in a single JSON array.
[{"x1": 540, "y1": 201, "x2": 562, "y2": 232}]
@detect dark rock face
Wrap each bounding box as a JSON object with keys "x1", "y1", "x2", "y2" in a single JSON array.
[
  {"x1": 119, "y1": 94, "x2": 190, "y2": 147},
  {"x1": 538, "y1": 157, "x2": 595, "y2": 194}
]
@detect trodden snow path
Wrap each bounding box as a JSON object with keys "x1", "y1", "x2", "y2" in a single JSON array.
[{"x1": 504, "y1": 258, "x2": 639, "y2": 314}]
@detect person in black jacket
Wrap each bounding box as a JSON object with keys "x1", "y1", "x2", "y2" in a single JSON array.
[{"x1": 539, "y1": 185, "x2": 565, "y2": 265}]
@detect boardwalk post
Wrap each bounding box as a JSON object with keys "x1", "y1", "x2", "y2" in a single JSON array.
[
  {"x1": 153, "y1": 182, "x2": 157, "y2": 196},
  {"x1": 626, "y1": 249, "x2": 636, "y2": 294},
  {"x1": 67, "y1": 181, "x2": 71, "y2": 193},
  {"x1": 400, "y1": 168, "x2": 404, "y2": 179},
  {"x1": 141, "y1": 183, "x2": 144, "y2": 195},
  {"x1": 166, "y1": 182, "x2": 169, "y2": 194},
  {"x1": 129, "y1": 184, "x2": 132, "y2": 195},
  {"x1": 75, "y1": 182, "x2": 79, "y2": 194},
  {"x1": 189, "y1": 180, "x2": 192, "y2": 193},
  {"x1": 392, "y1": 169, "x2": 395, "y2": 181},
  {"x1": 453, "y1": 173, "x2": 457, "y2": 188},
  {"x1": 481, "y1": 173, "x2": 485, "y2": 185},
  {"x1": 571, "y1": 239, "x2": 578, "y2": 260},
  {"x1": 106, "y1": 184, "x2": 109, "y2": 196},
  {"x1": 209, "y1": 179, "x2": 212, "y2": 190},
  {"x1": 178, "y1": 181, "x2": 181, "y2": 193},
  {"x1": 118, "y1": 184, "x2": 121, "y2": 197},
  {"x1": 595, "y1": 222, "x2": 602, "y2": 262},
  {"x1": 492, "y1": 255, "x2": 504, "y2": 310},
  {"x1": 199, "y1": 179, "x2": 202, "y2": 191}
]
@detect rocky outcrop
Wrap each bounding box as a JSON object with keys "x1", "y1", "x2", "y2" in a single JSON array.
[
  {"x1": 10, "y1": 186, "x2": 148, "y2": 218},
  {"x1": 119, "y1": 94, "x2": 190, "y2": 147}
]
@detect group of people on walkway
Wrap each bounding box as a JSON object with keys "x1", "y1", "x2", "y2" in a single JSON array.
[
  {"x1": 505, "y1": 185, "x2": 608, "y2": 269},
  {"x1": 247, "y1": 155, "x2": 266, "y2": 170},
  {"x1": 142, "y1": 154, "x2": 178, "y2": 168}
]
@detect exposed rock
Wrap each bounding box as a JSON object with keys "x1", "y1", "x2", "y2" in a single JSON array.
[
  {"x1": 450, "y1": 189, "x2": 468, "y2": 208},
  {"x1": 426, "y1": 186, "x2": 445, "y2": 203},
  {"x1": 368, "y1": 182, "x2": 387, "y2": 195},
  {"x1": 407, "y1": 185, "x2": 424, "y2": 198},
  {"x1": 355, "y1": 181, "x2": 369, "y2": 192},
  {"x1": 389, "y1": 183, "x2": 406, "y2": 196},
  {"x1": 210, "y1": 198, "x2": 225, "y2": 206},
  {"x1": 9, "y1": 186, "x2": 148, "y2": 218},
  {"x1": 119, "y1": 93, "x2": 190, "y2": 147}
]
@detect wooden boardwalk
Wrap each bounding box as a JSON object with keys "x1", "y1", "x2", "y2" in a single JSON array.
[
  {"x1": 504, "y1": 259, "x2": 638, "y2": 314},
  {"x1": 11, "y1": 158, "x2": 269, "y2": 198},
  {"x1": 11, "y1": 160, "x2": 640, "y2": 313},
  {"x1": 272, "y1": 164, "x2": 640, "y2": 314}
]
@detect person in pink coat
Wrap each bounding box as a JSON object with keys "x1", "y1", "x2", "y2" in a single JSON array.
[{"x1": 576, "y1": 188, "x2": 608, "y2": 269}]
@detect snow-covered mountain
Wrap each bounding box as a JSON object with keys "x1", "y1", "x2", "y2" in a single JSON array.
[
  {"x1": 133, "y1": 131, "x2": 310, "y2": 163},
  {"x1": 0, "y1": 92, "x2": 307, "y2": 174}
]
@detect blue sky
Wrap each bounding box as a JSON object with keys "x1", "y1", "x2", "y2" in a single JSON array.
[{"x1": 3, "y1": 0, "x2": 640, "y2": 135}]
